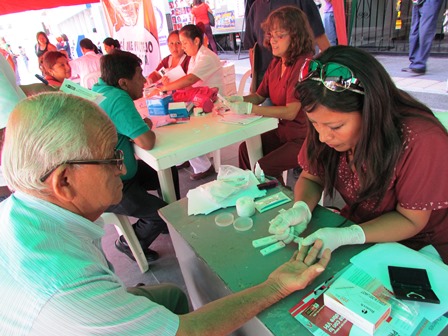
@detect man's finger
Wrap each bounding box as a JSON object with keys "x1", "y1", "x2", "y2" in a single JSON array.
[
  {"x1": 317, "y1": 248, "x2": 331, "y2": 269},
  {"x1": 303, "y1": 239, "x2": 323, "y2": 265}
]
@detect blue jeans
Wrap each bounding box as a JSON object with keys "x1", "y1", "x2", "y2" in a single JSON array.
[
  {"x1": 408, "y1": 0, "x2": 443, "y2": 71},
  {"x1": 324, "y1": 12, "x2": 337, "y2": 46}
]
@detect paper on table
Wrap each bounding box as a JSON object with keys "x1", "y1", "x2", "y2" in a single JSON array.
[
  {"x1": 164, "y1": 65, "x2": 186, "y2": 82},
  {"x1": 219, "y1": 114, "x2": 263, "y2": 125},
  {"x1": 350, "y1": 242, "x2": 448, "y2": 322},
  {"x1": 187, "y1": 171, "x2": 266, "y2": 215},
  {"x1": 60, "y1": 79, "x2": 105, "y2": 105}
]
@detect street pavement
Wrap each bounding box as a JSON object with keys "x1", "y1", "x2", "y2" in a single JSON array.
[{"x1": 222, "y1": 52, "x2": 448, "y2": 113}]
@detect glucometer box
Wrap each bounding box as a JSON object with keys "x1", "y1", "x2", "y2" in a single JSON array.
[{"x1": 324, "y1": 277, "x2": 391, "y2": 335}]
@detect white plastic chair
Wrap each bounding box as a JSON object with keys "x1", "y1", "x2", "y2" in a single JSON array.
[
  {"x1": 101, "y1": 213, "x2": 149, "y2": 273},
  {"x1": 238, "y1": 69, "x2": 252, "y2": 96},
  {"x1": 81, "y1": 70, "x2": 101, "y2": 89}
]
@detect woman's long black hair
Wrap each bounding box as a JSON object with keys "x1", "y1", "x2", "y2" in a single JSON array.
[{"x1": 296, "y1": 45, "x2": 446, "y2": 213}]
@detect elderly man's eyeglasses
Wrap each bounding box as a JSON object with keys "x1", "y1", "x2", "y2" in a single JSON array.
[
  {"x1": 299, "y1": 58, "x2": 365, "y2": 95},
  {"x1": 39, "y1": 149, "x2": 124, "y2": 182}
]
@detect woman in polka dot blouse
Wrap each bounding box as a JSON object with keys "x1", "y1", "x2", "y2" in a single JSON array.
[{"x1": 273, "y1": 45, "x2": 448, "y2": 264}]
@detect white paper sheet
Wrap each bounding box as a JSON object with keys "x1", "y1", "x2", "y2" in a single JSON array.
[
  {"x1": 59, "y1": 79, "x2": 105, "y2": 105},
  {"x1": 187, "y1": 171, "x2": 266, "y2": 215},
  {"x1": 219, "y1": 114, "x2": 263, "y2": 125},
  {"x1": 350, "y1": 243, "x2": 448, "y2": 322},
  {"x1": 164, "y1": 65, "x2": 186, "y2": 82}
]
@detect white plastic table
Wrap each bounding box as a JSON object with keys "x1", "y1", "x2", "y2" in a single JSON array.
[{"x1": 133, "y1": 113, "x2": 278, "y2": 203}]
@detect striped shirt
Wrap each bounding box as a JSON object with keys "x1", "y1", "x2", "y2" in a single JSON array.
[{"x1": 0, "y1": 191, "x2": 179, "y2": 335}]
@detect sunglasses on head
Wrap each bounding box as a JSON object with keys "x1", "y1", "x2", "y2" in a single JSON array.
[{"x1": 299, "y1": 58, "x2": 365, "y2": 95}]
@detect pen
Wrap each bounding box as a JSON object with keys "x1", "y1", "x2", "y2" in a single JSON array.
[{"x1": 35, "y1": 74, "x2": 58, "y2": 89}]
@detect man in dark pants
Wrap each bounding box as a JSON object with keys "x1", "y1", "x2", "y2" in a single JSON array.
[
  {"x1": 92, "y1": 50, "x2": 180, "y2": 262},
  {"x1": 402, "y1": 0, "x2": 444, "y2": 75}
]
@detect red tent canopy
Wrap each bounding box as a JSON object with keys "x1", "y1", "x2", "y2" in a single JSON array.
[{"x1": 0, "y1": 0, "x2": 99, "y2": 16}]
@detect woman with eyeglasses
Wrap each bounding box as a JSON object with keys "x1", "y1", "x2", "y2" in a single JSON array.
[
  {"x1": 40, "y1": 51, "x2": 72, "y2": 88},
  {"x1": 147, "y1": 30, "x2": 190, "y2": 84},
  {"x1": 270, "y1": 45, "x2": 448, "y2": 264},
  {"x1": 234, "y1": 6, "x2": 315, "y2": 186}
]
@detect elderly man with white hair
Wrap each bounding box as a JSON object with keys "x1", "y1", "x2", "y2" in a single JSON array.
[{"x1": 0, "y1": 92, "x2": 330, "y2": 335}]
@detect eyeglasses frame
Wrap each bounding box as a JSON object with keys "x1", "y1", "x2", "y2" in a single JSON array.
[{"x1": 39, "y1": 149, "x2": 124, "y2": 182}]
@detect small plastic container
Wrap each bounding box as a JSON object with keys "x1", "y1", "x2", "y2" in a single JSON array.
[
  {"x1": 215, "y1": 212, "x2": 234, "y2": 227},
  {"x1": 236, "y1": 196, "x2": 255, "y2": 217},
  {"x1": 233, "y1": 217, "x2": 253, "y2": 231}
]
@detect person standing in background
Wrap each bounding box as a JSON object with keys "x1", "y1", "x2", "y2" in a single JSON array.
[
  {"x1": 401, "y1": 0, "x2": 444, "y2": 75},
  {"x1": 1, "y1": 37, "x2": 20, "y2": 85},
  {"x1": 322, "y1": 0, "x2": 337, "y2": 46},
  {"x1": 56, "y1": 34, "x2": 72, "y2": 59},
  {"x1": 18, "y1": 46, "x2": 29, "y2": 71},
  {"x1": 191, "y1": 0, "x2": 218, "y2": 54},
  {"x1": 35, "y1": 31, "x2": 57, "y2": 64}
]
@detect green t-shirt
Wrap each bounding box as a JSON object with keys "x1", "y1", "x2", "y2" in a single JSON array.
[{"x1": 92, "y1": 79, "x2": 149, "y2": 180}]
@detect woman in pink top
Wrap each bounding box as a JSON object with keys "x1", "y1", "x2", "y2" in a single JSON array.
[{"x1": 191, "y1": 0, "x2": 217, "y2": 54}]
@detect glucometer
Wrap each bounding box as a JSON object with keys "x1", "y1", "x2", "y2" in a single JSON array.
[{"x1": 388, "y1": 266, "x2": 440, "y2": 304}]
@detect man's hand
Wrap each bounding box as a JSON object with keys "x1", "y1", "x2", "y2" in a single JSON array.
[
  {"x1": 269, "y1": 201, "x2": 312, "y2": 236},
  {"x1": 143, "y1": 118, "x2": 153, "y2": 130},
  {"x1": 268, "y1": 240, "x2": 331, "y2": 296},
  {"x1": 301, "y1": 225, "x2": 366, "y2": 257}
]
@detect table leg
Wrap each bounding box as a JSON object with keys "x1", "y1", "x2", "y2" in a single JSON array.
[
  {"x1": 157, "y1": 168, "x2": 177, "y2": 203},
  {"x1": 246, "y1": 135, "x2": 263, "y2": 172}
]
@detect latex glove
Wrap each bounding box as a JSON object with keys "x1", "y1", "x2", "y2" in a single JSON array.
[
  {"x1": 229, "y1": 102, "x2": 253, "y2": 115},
  {"x1": 269, "y1": 201, "x2": 312, "y2": 236},
  {"x1": 224, "y1": 95, "x2": 243, "y2": 103},
  {"x1": 301, "y1": 225, "x2": 366, "y2": 256}
]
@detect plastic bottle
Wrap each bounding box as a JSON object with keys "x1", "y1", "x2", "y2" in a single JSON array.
[{"x1": 254, "y1": 162, "x2": 265, "y2": 183}]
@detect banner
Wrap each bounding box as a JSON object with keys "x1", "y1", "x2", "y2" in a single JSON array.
[{"x1": 101, "y1": 0, "x2": 161, "y2": 76}]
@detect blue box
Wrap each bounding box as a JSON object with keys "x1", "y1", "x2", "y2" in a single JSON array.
[{"x1": 146, "y1": 95, "x2": 173, "y2": 116}]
